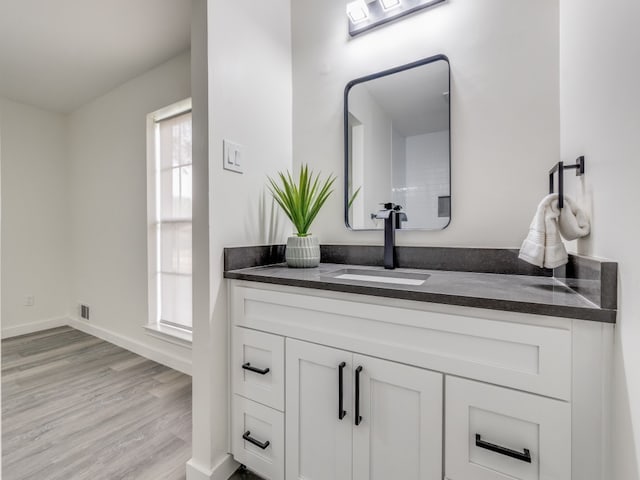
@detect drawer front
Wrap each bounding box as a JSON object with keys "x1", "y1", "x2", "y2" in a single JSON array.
[
  {"x1": 231, "y1": 284, "x2": 572, "y2": 400},
  {"x1": 232, "y1": 327, "x2": 284, "y2": 410},
  {"x1": 445, "y1": 376, "x2": 570, "y2": 480},
  {"x1": 232, "y1": 395, "x2": 284, "y2": 480}
]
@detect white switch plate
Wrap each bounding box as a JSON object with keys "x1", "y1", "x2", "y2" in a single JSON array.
[{"x1": 223, "y1": 140, "x2": 243, "y2": 174}]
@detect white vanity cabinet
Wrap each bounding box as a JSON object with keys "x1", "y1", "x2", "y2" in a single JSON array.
[{"x1": 228, "y1": 280, "x2": 613, "y2": 480}]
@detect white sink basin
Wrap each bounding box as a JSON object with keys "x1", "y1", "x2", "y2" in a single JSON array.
[{"x1": 326, "y1": 269, "x2": 430, "y2": 286}]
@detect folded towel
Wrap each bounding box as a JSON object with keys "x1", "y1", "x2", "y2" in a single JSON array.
[
  {"x1": 558, "y1": 196, "x2": 590, "y2": 240},
  {"x1": 519, "y1": 194, "x2": 568, "y2": 269}
]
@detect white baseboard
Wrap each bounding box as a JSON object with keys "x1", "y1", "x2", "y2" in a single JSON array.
[
  {"x1": 186, "y1": 455, "x2": 238, "y2": 480},
  {"x1": 68, "y1": 317, "x2": 192, "y2": 375},
  {"x1": 1, "y1": 316, "x2": 192, "y2": 374},
  {"x1": 1, "y1": 317, "x2": 68, "y2": 339}
]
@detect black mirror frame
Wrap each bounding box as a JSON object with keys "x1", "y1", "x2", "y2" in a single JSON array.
[{"x1": 343, "y1": 54, "x2": 451, "y2": 231}]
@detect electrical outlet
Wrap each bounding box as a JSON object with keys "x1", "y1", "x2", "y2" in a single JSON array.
[
  {"x1": 24, "y1": 295, "x2": 34, "y2": 307},
  {"x1": 80, "y1": 304, "x2": 90, "y2": 320}
]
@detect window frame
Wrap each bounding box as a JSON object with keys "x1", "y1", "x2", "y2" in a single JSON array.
[{"x1": 146, "y1": 98, "x2": 193, "y2": 343}]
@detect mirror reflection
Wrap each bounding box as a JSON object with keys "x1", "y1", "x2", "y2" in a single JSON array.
[{"x1": 345, "y1": 56, "x2": 451, "y2": 230}]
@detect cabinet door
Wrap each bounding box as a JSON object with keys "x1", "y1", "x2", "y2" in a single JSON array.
[
  {"x1": 286, "y1": 339, "x2": 353, "y2": 480},
  {"x1": 352, "y1": 354, "x2": 443, "y2": 480}
]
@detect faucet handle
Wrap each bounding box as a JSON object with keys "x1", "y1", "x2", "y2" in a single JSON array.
[{"x1": 379, "y1": 202, "x2": 404, "y2": 210}]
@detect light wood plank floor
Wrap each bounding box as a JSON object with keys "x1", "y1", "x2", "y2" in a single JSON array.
[{"x1": 2, "y1": 327, "x2": 192, "y2": 480}]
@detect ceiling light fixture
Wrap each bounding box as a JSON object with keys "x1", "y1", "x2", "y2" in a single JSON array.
[{"x1": 348, "y1": 0, "x2": 446, "y2": 37}]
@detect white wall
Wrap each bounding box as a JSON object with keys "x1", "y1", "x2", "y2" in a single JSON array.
[
  {"x1": 0, "y1": 97, "x2": 70, "y2": 337},
  {"x1": 560, "y1": 0, "x2": 640, "y2": 477},
  {"x1": 391, "y1": 127, "x2": 406, "y2": 200},
  {"x1": 188, "y1": 0, "x2": 292, "y2": 477},
  {"x1": 292, "y1": 0, "x2": 559, "y2": 247},
  {"x1": 348, "y1": 85, "x2": 392, "y2": 228},
  {"x1": 66, "y1": 51, "x2": 192, "y2": 372},
  {"x1": 404, "y1": 130, "x2": 450, "y2": 229}
]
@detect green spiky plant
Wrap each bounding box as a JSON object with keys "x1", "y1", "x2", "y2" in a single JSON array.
[
  {"x1": 267, "y1": 165, "x2": 336, "y2": 237},
  {"x1": 348, "y1": 186, "x2": 361, "y2": 209}
]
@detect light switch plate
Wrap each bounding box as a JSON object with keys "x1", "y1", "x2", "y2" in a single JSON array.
[{"x1": 223, "y1": 140, "x2": 243, "y2": 174}]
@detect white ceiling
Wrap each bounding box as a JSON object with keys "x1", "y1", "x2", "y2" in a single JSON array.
[{"x1": 0, "y1": 0, "x2": 191, "y2": 113}]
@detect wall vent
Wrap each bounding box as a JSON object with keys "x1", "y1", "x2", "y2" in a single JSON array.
[{"x1": 80, "y1": 304, "x2": 90, "y2": 320}]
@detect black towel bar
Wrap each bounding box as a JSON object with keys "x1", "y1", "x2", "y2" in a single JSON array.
[{"x1": 549, "y1": 156, "x2": 585, "y2": 209}]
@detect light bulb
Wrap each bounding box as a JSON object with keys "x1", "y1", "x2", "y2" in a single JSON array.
[
  {"x1": 380, "y1": 0, "x2": 402, "y2": 11},
  {"x1": 347, "y1": 0, "x2": 370, "y2": 24}
]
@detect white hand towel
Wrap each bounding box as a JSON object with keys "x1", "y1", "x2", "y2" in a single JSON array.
[
  {"x1": 519, "y1": 194, "x2": 568, "y2": 269},
  {"x1": 558, "y1": 196, "x2": 590, "y2": 240}
]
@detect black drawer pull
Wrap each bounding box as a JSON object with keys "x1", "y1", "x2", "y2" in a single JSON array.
[
  {"x1": 475, "y1": 434, "x2": 531, "y2": 463},
  {"x1": 242, "y1": 362, "x2": 270, "y2": 375},
  {"x1": 355, "y1": 366, "x2": 363, "y2": 426},
  {"x1": 338, "y1": 362, "x2": 346, "y2": 420},
  {"x1": 242, "y1": 430, "x2": 270, "y2": 450}
]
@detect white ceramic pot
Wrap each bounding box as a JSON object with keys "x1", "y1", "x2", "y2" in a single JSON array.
[{"x1": 285, "y1": 235, "x2": 320, "y2": 268}]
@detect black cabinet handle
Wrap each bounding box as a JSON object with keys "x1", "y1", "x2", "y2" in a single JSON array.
[
  {"x1": 355, "y1": 366, "x2": 363, "y2": 426},
  {"x1": 475, "y1": 434, "x2": 531, "y2": 463},
  {"x1": 242, "y1": 362, "x2": 270, "y2": 375},
  {"x1": 338, "y1": 362, "x2": 347, "y2": 420},
  {"x1": 242, "y1": 430, "x2": 270, "y2": 450}
]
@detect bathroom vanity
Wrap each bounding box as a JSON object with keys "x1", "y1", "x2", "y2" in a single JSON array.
[{"x1": 224, "y1": 247, "x2": 616, "y2": 480}]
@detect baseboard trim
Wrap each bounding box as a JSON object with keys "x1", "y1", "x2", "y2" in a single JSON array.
[
  {"x1": 1, "y1": 316, "x2": 192, "y2": 374},
  {"x1": 1, "y1": 317, "x2": 68, "y2": 339},
  {"x1": 68, "y1": 317, "x2": 192, "y2": 375},
  {"x1": 186, "y1": 455, "x2": 238, "y2": 480}
]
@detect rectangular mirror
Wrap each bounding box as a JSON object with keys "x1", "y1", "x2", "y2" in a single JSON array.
[{"x1": 344, "y1": 55, "x2": 451, "y2": 230}]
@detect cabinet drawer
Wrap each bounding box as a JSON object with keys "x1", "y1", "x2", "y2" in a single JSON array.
[
  {"x1": 231, "y1": 395, "x2": 284, "y2": 480},
  {"x1": 232, "y1": 327, "x2": 284, "y2": 410},
  {"x1": 445, "y1": 376, "x2": 570, "y2": 480}
]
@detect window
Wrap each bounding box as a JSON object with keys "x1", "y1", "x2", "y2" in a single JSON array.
[{"x1": 147, "y1": 99, "x2": 192, "y2": 338}]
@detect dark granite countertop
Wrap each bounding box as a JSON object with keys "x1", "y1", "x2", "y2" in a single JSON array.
[{"x1": 224, "y1": 263, "x2": 616, "y2": 323}]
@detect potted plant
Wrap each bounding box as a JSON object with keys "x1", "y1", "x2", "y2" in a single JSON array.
[{"x1": 268, "y1": 164, "x2": 336, "y2": 268}]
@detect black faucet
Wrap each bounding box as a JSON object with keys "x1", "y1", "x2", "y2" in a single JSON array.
[{"x1": 375, "y1": 203, "x2": 408, "y2": 269}]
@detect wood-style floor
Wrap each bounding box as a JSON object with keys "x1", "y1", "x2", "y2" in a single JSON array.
[{"x1": 2, "y1": 327, "x2": 192, "y2": 480}]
